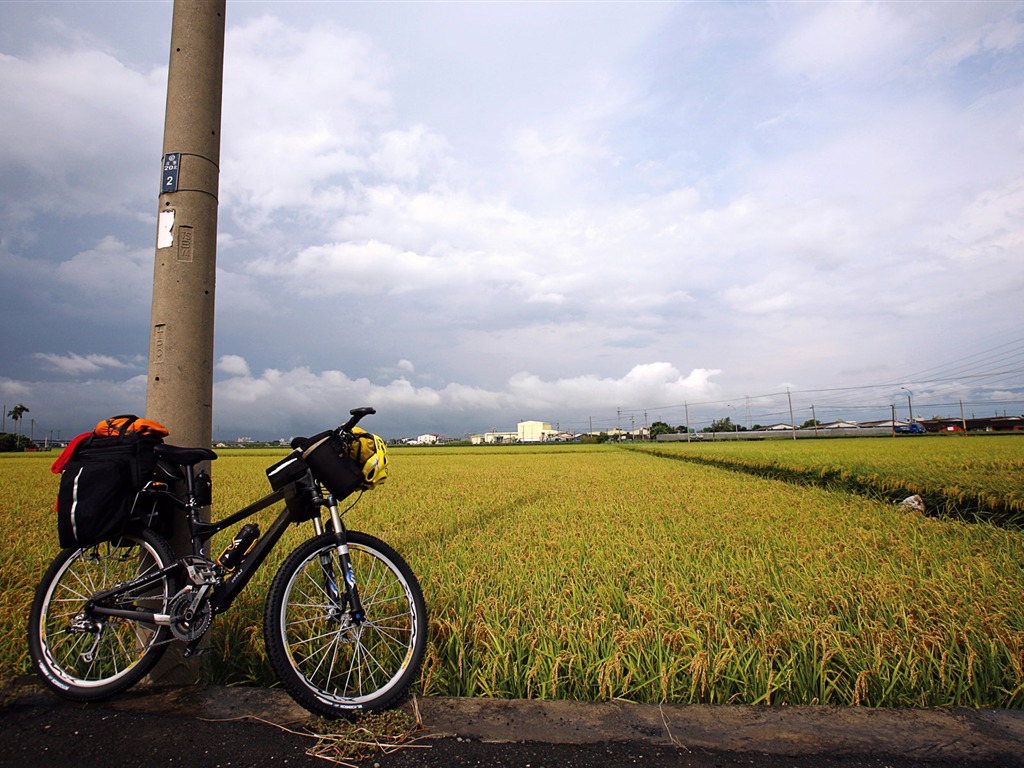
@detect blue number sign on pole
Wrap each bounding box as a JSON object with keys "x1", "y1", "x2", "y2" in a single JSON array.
[{"x1": 162, "y1": 153, "x2": 180, "y2": 193}]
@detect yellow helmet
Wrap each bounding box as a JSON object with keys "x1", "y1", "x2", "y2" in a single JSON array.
[{"x1": 349, "y1": 428, "x2": 388, "y2": 488}]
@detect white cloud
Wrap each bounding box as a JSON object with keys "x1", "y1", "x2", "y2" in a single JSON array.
[
  {"x1": 216, "y1": 354, "x2": 251, "y2": 378},
  {"x1": 507, "y1": 363, "x2": 720, "y2": 412},
  {"x1": 0, "y1": 48, "x2": 163, "y2": 219},
  {"x1": 55, "y1": 236, "x2": 152, "y2": 299},
  {"x1": 205, "y1": 361, "x2": 722, "y2": 437},
  {"x1": 0, "y1": 377, "x2": 33, "y2": 400},
  {"x1": 369, "y1": 125, "x2": 450, "y2": 181},
  {"x1": 34, "y1": 352, "x2": 133, "y2": 376},
  {"x1": 1, "y1": 3, "x2": 1022, "y2": 437},
  {"x1": 770, "y1": 2, "x2": 912, "y2": 83},
  {"x1": 220, "y1": 16, "x2": 392, "y2": 226}
]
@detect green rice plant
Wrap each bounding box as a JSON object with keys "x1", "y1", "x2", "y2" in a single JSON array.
[
  {"x1": 361, "y1": 445, "x2": 1024, "y2": 707},
  {"x1": 627, "y1": 435, "x2": 1024, "y2": 522},
  {"x1": 0, "y1": 453, "x2": 68, "y2": 676},
  {"x1": 4, "y1": 443, "x2": 1023, "y2": 707}
]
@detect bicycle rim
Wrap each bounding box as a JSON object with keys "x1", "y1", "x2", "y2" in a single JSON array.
[
  {"x1": 35, "y1": 535, "x2": 173, "y2": 690},
  {"x1": 278, "y1": 538, "x2": 423, "y2": 709}
]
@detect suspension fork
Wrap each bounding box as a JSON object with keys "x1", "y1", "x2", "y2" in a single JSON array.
[{"x1": 314, "y1": 497, "x2": 365, "y2": 624}]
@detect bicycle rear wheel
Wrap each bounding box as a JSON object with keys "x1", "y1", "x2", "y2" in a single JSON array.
[
  {"x1": 28, "y1": 527, "x2": 179, "y2": 701},
  {"x1": 264, "y1": 530, "x2": 427, "y2": 718}
]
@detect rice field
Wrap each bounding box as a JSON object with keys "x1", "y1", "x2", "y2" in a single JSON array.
[
  {"x1": 3, "y1": 437, "x2": 1023, "y2": 708},
  {"x1": 628, "y1": 434, "x2": 1024, "y2": 522}
]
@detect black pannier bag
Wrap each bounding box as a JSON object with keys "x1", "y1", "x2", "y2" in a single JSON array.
[{"x1": 55, "y1": 422, "x2": 166, "y2": 549}]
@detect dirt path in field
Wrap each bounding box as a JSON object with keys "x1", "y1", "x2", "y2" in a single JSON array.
[{"x1": 2, "y1": 679, "x2": 1022, "y2": 767}]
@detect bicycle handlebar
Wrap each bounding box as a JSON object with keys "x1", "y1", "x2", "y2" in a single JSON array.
[
  {"x1": 340, "y1": 406, "x2": 376, "y2": 433},
  {"x1": 290, "y1": 407, "x2": 376, "y2": 450}
]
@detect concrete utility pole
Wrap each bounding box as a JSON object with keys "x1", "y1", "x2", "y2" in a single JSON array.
[
  {"x1": 147, "y1": 0, "x2": 225, "y2": 458},
  {"x1": 146, "y1": 0, "x2": 226, "y2": 684}
]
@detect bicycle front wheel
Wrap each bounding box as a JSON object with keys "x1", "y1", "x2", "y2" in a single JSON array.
[
  {"x1": 264, "y1": 530, "x2": 427, "y2": 718},
  {"x1": 28, "y1": 527, "x2": 179, "y2": 701}
]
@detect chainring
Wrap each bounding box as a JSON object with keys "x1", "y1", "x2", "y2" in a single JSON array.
[{"x1": 167, "y1": 591, "x2": 213, "y2": 642}]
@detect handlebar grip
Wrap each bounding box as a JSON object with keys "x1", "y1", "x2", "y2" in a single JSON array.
[
  {"x1": 340, "y1": 406, "x2": 376, "y2": 433},
  {"x1": 293, "y1": 408, "x2": 376, "y2": 448}
]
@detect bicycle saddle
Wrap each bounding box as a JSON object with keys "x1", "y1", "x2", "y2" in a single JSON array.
[{"x1": 154, "y1": 444, "x2": 218, "y2": 466}]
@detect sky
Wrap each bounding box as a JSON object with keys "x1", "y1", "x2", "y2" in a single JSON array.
[{"x1": 2, "y1": 0, "x2": 1023, "y2": 442}]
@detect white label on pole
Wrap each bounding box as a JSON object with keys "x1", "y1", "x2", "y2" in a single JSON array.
[{"x1": 157, "y1": 209, "x2": 175, "y2": 249}]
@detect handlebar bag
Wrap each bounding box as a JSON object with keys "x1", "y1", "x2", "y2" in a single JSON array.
[
  {"x1": 266, "y1": 450, "x2": 308, "y2": 491},
  {"x1": 301, "y1": 431, "x2": 363, "y2": 500}
]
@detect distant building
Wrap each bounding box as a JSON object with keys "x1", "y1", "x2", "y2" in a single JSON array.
[
  {"x1": 518, "y1": 420, "x2": 559, "y2": 442},
  {"x1": 473, "y1": 431, "x2": 518, "y2": 444},
  {"x1": 407, "y1": 433, "x2": 439, "y2": 445}
]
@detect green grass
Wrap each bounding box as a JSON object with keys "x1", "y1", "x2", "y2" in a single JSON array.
[{"x1": 3, "y1": 439, "x2": 1023, "y2": 707}]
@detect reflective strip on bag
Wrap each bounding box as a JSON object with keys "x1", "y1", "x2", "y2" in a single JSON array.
[
  {"x1": 70, "y1": 466, "x2": 84, "y2": 543},
  {"x1": 267, "y1": 456, "x2": 304, "y2": 480}
]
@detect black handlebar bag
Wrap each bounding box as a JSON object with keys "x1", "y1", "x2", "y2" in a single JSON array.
[
  {"x1": 301, "y1": 431, "x2": 363, "y2": 500},
  {"x1": 56, "y1": 433, "x2": 163, "y2": 549}
]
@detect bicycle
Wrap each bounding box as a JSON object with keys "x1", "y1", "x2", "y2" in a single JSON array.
[{"x1": 28, "y1": 407, "x2": 427, "y2": 719}]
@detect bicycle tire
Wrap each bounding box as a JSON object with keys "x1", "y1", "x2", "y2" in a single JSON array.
[
  {"x1": 28, "y1": 527, "x2": 180, "y2": 701},
  {"x1": 264, "y1": 530, "x2": 427, "y2": 718}
]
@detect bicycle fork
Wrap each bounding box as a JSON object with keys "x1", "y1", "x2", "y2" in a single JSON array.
[{"x1": 313, "y1": 497, "x2": 365, "y2": 624}]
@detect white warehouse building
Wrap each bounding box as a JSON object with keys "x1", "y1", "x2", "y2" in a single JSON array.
[
  {"x1": 470, "y1": 420, "x2": 561, "y2": 444},
  {"x1": 518, "y1": 420, "x2": 559, "y2": 442}
]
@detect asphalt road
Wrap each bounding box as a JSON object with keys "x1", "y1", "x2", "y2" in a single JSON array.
[{"x1": 2, "y1": 680, "x2": 1022, "y2": 768}]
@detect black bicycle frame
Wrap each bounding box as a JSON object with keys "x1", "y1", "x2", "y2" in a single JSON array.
[
  {"x1": 86, "y1": 464, "x2": 364, "y2": 637},
  {"x1": 87, "y1": 474, "x2": 311, "y2": 617},
  {"x1": 186, "y1": 475, "x2": 323, "y2": 615}
]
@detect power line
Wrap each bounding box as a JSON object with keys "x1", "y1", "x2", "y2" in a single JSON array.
[{"x1": 599, "y1": 334, "x2": 1024, "y2": 429}]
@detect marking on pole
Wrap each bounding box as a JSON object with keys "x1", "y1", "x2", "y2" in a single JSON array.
[
  {"x1": 158, "y1": 210, "x2": 175, "y2": 249},
  {"x1": 178, "y1": 226, "x2": 193, "y2": 262},
  {"x1": 152, "y1": 324, "x2": 166, "y2": 364},
  {"x1": 162, "y1": 153, "x2": 180, "y2": 193}
]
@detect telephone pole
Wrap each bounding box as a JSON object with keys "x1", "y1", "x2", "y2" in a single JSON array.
[
  {"x1": 146, "y1": 0, "x2": 226, "y2": 684},
  {"x1": 147, "y1": 0, "x2": 225, "y2": 457}
]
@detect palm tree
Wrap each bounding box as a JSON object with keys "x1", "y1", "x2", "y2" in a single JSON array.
[{"x1": 7, "y1": 404, "x2": 29, "y2": 437}]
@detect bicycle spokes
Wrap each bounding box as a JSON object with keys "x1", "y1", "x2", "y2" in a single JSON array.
[{"x1": 265, "y1": 532, "x2": 426, "y2": 716}]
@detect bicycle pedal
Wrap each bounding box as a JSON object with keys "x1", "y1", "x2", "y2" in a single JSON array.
[{"x1": 182, "y1": 644, "x2": 211, "y2": 658}]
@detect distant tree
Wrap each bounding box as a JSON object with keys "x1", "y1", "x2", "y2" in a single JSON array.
[
  {"x1": 0, "y1": 432, "x2": 36, "y2": 452},
  {"x1": 649, "y1": 421, "x2": 674, "y2": 438},
  {"x1": 800, "y1": 418, "x2": 821, "y2": 429},
  {"x1": 7, "y1": 404, "x2": 29, "y2": 436},
  {"x1": 707, "y1": 416, "x2": 735, "y2": 433}
]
